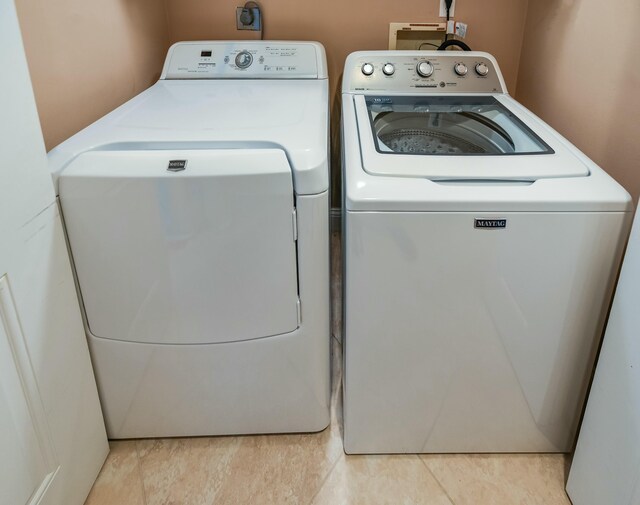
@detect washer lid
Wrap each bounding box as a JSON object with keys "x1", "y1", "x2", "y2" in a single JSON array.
[{"x1": 355, "y1": 95, "x2": 590, "y2": 180}]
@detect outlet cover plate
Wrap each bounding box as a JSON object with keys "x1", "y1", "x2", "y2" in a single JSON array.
[
  {"x1": 236, "y1": 7, "x2": 261, "y2": 31},
  {"x1": 439, "y1": 0, "x2": 456, "y2": 17}
]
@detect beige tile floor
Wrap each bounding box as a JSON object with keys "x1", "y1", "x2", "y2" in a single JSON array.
[{"x1": 84, "y1": 233, "x2": 573, "y2": 505}]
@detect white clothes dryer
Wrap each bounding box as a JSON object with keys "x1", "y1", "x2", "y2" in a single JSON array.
[
  {"x1": 341, "y1": 50, "x2": 632, "y2": 454},
  {"x1": 50, "y1": 41, "x2": 330, "y2": 438}
]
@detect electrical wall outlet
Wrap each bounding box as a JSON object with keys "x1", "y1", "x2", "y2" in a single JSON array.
[
  {"x1": 439, "y1": 0, "x2": 456, "y2": 18},
  {"x1": 236, "y1": 6, "x2": 261, "y2": 31}
]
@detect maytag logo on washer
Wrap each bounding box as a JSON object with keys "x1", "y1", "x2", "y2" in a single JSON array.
[
  {"x1": 167, "y1": 159, "x2": 187, "y2": 172},
  {"x1": 474, "y1": 218, "x2": 507, "y2": 229}
]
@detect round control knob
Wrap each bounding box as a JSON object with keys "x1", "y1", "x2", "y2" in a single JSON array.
[
  {"x1": 235, "y1": 51, "x2": 253, "y2": 69},
  {"x1": 475, "y1": 62, "x2": 489, "y2": 76},
  {"x1": 416, "y1": 61, "x2": 434, "y2": 78},
  {"x1": 454, "y1": 62, "x2": 468, "y2": 76},
  {"x1": 382, "y1": 63, "x2": 395, "y2": 76},
  {"x1": 361, "y1": 63, "x2": 374, "y2": 76}
]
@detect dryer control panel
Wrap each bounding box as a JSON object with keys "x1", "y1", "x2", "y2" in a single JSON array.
[
  {"x1": 343, "y1": 51, "x2": 506, "y2": 94},
  {"x1": 161, "y1": 41, "x2": 327, "y2": 79}
]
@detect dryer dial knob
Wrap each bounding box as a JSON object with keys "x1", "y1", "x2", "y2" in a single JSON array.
[
  {"x1": 361, "y1": 63, "x2": 374, "y2": 76},
  {"x1": 416, "y1": 61, "x2": 434, "y2": 78},
  {"x1": 475, "y1": 62, "x2": 489, "y2": 76},
  {"x1": 382, "y1": 63, "x2": 395, "y2": 76},
  {"x1": 235, "y1": 51, "x2": 253, "y2": 69},
  {"x1": 454, "y1": 62, "x2": 468, "y2": 76}
]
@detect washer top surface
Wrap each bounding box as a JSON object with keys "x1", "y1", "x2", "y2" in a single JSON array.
[
  {"x1": 341, "y1": 51, "x2": 631, "y2": 212},
  {"x1": 49, "y1": 41, "x2": 329, "y2": 195}
]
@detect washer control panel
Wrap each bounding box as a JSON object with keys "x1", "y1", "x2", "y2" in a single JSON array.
[
  {"x1": 161, "y1": 42, "x2": 323, "y2": 79},
  {"x1": 345, "y1": 52, "x2": 505, "y2": 93}
]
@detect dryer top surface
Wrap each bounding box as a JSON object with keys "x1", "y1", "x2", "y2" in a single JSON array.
[{"x1": 49, "y1": 77, "x2": 329, "y2": 195}]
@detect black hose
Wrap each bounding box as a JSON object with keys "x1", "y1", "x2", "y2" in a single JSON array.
[{"x1": 437, "y1": 39, "x2": 472, "y2": 51}]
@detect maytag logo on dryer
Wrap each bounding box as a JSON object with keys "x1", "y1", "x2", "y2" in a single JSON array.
[
  {"x1": 167, "y1": 159, "x2": 187, "y2": 172},
  {"x1": 474, "y1": 218, "x2": 507, "y2": 229}
]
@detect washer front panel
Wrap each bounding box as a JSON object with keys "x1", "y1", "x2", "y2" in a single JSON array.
[{"x1": 343, "y1": 209, "x2": 629, "y2": 453}]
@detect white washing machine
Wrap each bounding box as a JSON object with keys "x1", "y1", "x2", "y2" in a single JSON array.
[
  {"x1": 341, "y1": 50, "x2": 632, "y2": 454},
  {"x1": 50, "y1": 41, "x2": 330, "y2": 438}
]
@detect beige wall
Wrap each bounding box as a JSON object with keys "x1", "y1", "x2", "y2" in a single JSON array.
[
  {"x1": 517, "y1": 0, "x2": 640, "y2": 201},
  {"x1": 15, "y1": 0, "x2": 170, "y2": 150}
]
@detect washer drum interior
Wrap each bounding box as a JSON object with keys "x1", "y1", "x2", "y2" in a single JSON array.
[{"x1": 373, "y1": 112, "x2": 516, "y2": 155}]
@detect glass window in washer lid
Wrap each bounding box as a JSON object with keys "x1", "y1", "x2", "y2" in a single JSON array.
[{"x1": 367, "y1": 96, "x2": 553, "y2": 156}]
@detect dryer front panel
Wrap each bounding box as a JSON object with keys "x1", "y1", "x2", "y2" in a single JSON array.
[{"x1": 60, "y1": 149, "x2": 299, "y2": 345}]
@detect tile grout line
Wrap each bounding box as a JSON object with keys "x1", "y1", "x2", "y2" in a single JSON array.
[
  {"x1": 417, "y1": 455, "x2": 458, "y2": 505},
  {"x1": 134, "y1": 439, "x2": 150, "y2": 505},
  {"x1": 305, "y1": 452, "x2": 344, "y2": 505}
]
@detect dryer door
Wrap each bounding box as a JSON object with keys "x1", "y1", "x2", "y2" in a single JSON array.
[{"x1": 60, "y1": 149, "x2": 299, "y2": 345}]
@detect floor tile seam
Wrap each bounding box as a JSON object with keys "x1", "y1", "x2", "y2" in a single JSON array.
[
  {"x1": 417, "y1": 454, "x2": 457, "y2": 505},
  {"x1": 134, "y1": 439, "x2": 150, "y2": 505},
  {"x1": 305, "y1": 452, "x2": 344, "y2": 505}
]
